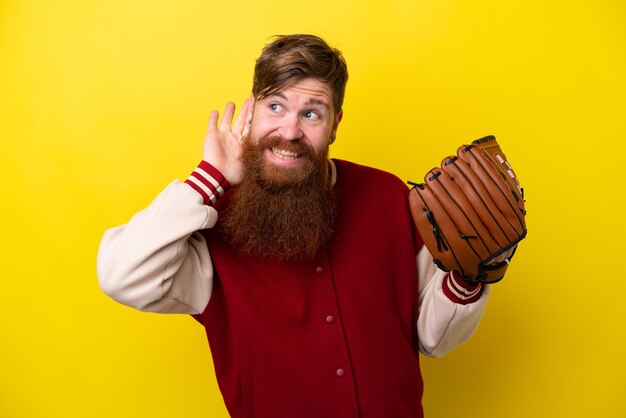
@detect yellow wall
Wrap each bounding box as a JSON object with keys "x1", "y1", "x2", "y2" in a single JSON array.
[{"x1": 1, "y1": 1, "x2": 624, "y2": 417}]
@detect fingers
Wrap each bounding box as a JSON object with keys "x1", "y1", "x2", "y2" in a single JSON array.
[
  {"x1": 207, "y1": 98, "x2": 254, "y2": 143},
  {"x1": 219, "y1": 102, "x2": 236, "y2": 132},
  {"x1": 207, "y1": 109, "x2": 219, "y2": 132},
  {"x1": 231, "y1": 98, "x2": 250, "y2": 137}
]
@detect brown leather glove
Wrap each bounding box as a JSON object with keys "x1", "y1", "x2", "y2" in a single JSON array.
[{"x1": 408, "y1": 136, "x2": 527, "y2": 284}]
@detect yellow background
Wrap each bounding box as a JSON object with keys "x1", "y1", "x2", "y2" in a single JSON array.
[{"x1": 1, "y1": 0, "x2": 624, "y2": 417}]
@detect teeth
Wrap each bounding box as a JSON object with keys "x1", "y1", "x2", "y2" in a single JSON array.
[{"x1": 271, "y1": 147, "x2": 300, "y2": 160}]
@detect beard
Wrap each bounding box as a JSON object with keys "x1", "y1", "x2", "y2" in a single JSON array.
[{"x1": 220, "y1": 135, "x2": 337, "y2": 261}]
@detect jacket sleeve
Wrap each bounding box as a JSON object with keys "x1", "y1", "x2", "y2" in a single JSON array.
[
  {"x1": 97, "y1": 162, "x2": 228, "y2": 314},
  {"x1": 416, "y1": 245, "x2": 490, "y2": 357}
]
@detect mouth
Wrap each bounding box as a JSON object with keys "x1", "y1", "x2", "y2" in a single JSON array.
[{"x1": 270, "y1": 147, "x2": 302, "y2": 161}]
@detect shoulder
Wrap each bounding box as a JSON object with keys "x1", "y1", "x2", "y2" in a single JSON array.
[{"x1": 332, "y1": 158, "x2": 408, "y2": 194}]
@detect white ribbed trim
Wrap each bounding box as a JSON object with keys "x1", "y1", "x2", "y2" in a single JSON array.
[
  {"x1": 195, "y1": 166, "x2": 222, "y2": 189},
  {"x1": 187, "y1": 176, "x2": 219, "y2": 204},
  {"x1": 447, "y1": 274, "x2": 482, "y2": 301}
]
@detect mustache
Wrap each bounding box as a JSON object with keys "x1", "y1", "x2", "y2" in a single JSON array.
[{"x1": 251, "y1": 135, "x2": 315, "y2": 159}]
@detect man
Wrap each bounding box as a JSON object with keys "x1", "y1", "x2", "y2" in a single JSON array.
[{"x1": 98, "y1": 34, "x2": 490, "y2": 418}]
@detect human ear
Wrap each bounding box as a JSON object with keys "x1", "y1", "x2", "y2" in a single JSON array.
[{"x1": 330, "y1": 110, "x2": 343, "y2": 143}]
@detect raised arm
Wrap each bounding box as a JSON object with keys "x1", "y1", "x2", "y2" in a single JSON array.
[{"x1": 97, "y1": 100, "x2": 252, "y2": 314}]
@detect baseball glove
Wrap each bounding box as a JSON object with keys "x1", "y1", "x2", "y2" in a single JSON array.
[{"x1": 408, "y1": 135, "x2": 527, "y2": 284}]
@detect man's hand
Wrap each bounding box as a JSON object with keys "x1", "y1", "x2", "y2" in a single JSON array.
[{"x1": 202, "y1": 99, "x2": 253, "y2": 186}]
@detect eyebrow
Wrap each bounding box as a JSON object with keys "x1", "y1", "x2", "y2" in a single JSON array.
[
  {"x1": 271, "y1": 92, "x2": 331, "y2": 109},
  {"x1": 306, "y1": 98, "x2": 330, "y2": 109}
]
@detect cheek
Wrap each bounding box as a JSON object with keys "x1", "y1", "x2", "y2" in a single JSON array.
[
  {"x1": 307, "y1": 127, "x2": 332, "y2": 152},
  {"x1": 250, "y1": 123, "x2": 272, "y2": 142},
  {"x1": 307, "y1": 139, "x2": 329, "y2": 159},
  {"x1": 251, "y1": 115, "x2": 287, "y2": 140},
  {"x1": 250, "y1": 111, "x2": 275, "y2": 139}
]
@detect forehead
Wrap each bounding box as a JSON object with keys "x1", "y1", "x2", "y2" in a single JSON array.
[{"x1": 265, "y1": 78, "x2": 333, "y2": 108}]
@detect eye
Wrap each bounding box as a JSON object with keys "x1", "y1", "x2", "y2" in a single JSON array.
[
  {"x1": 304, "y1": 110, "x2": 320, "y2": 121},
  {"x1": 269, "y1": 103, "x2": 283, "y2": 112}
]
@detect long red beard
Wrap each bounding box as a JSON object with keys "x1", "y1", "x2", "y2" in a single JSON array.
[{"x1": 220, "y1": 136, "x2": 336, "y2": 261}]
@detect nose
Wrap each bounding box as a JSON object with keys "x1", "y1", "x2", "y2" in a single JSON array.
[{"x1": 277, "y1": 114, "x2": 304, "y2": 141}]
